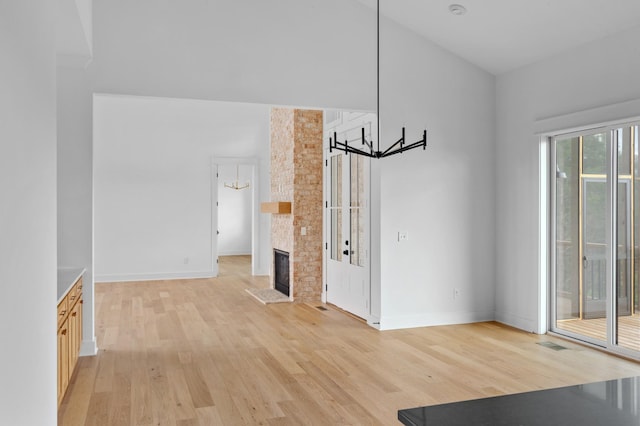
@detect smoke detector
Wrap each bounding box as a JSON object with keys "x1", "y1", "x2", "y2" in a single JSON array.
[{"x1": 449, "y1": 4, "x2": 467, "y2": 15}]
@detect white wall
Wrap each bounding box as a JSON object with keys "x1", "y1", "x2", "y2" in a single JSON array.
[
  {"x1": 0, "y1": 3, "x2": 58, "y2": 424},
  {"x1": 495, "y1": 26, "x2": 640, "y2": 332},
  {"x1": 376, "y1": 17, "x2": 496, "y2": 329},
  {"x1": 218, "y1": 164, "x2": 252, "y2": 256},
  {"x1": 57, "y1": 64, "x2": 97, "y2": 354},
  {"x1": 94, "y1": 95, "x2": 270, "y2": 281}
]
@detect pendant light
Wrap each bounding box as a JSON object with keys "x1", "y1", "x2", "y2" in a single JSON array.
[
  {"x1": 329, "y1": 0, "x2": 427, "y2": 158},
  {"x1": 224, "y1": 165, "x2": 250, "y2": 190}
]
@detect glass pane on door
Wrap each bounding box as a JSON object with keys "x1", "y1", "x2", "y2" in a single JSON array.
[
  {"x1": 553, "y1": 131, "x2": 608, "y2": 343},
  {"x1": 583, "y1": 178, "x2": 607, "y2": 322},
  {"x1": 350, "y1": 154, "x2": 365, "y2": 267},
  {"x1": 553, "y1": 124, "x2": 640, "y2": 355},
  {"x1": 555, "y1": 136, "x2": 581, "y2": 322},
  {"x1": 330, "y1": 155, "x2": 342, "y2": 261},
  {"x1": 616, "y1": 126, "x2": 637, "y2": 351}
]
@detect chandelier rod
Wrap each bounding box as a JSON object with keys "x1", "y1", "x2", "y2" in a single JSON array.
[{"x1": 377, "y1": 0, "x2": 380, "y2": 154}]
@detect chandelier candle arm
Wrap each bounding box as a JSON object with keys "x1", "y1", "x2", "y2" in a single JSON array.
[{"x1": 329, "y1": 128, "x2": 426, "y2": 159}]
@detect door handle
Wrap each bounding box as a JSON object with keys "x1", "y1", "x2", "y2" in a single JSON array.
[
  {"x1": 343, "y1": 249, "x2": 349, "y2": 255},
  {"x1": 583, "y1": 255, "x2": 588, "y2": 268}
]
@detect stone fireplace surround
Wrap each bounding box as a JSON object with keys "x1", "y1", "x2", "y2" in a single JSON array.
[{"x1": 269, "y1": 108, "x2": 323, "y2": 303}]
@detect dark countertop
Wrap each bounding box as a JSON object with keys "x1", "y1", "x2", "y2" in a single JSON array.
[{"x1": 398, "y1": 376, "x2": 640, "y2": 426}]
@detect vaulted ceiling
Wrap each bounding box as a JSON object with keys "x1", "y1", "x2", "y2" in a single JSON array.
[{"x1": 356, "y1": 0, "x2": 640, "y2": 74}]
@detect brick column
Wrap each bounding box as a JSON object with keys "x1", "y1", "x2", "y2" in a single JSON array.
[{"x1": 270, "y1": 108, "x2": 323, "y2": 302}]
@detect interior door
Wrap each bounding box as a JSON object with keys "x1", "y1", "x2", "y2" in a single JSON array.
[{"x1": 325, "y1": 112, "x2": 372, "y2": 319}]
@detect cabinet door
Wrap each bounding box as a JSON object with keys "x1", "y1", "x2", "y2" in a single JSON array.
[
  {"x1": 58, "y1": 321, "x2": 69, "y2": 406},
  {"x1": 77, "y1": 297, "x2": 83, "y2": 355},
  {"x1": 69, "y1": 303, "x2": 79, "y2": 374}
]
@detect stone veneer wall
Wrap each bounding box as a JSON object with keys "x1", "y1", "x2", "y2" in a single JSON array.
[
  {"x1": 270, "y1": 108, "x2": 323, "y2": 303},
  {"x1": 270, "y1": 108, "x2": 295, "y2": 272}
]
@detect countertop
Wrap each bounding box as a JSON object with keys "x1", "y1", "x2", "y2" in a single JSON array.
[
  {"x1": 398, "y1": 376, "x2": 640, "y2": 426},
  {"x1": 57, "y1": 267, "x2": 85, "y2": 304}
]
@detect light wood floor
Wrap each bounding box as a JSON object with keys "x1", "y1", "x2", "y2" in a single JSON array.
[{"x1": 59, "y1": 256, "x2": 640, "y2": 425}]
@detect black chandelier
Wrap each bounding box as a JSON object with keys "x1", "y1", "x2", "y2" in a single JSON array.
[{"x1": 329, "y1": 0, "x2": 427, "y2": 159}]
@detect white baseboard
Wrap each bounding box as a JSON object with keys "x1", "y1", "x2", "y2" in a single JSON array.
[
  {"x1": 494, "y1": 311, "x2": 540, "y2": 334},
  {"x1": 80, "y1": 339, "x2": 98, "y2": 356},
  {"x1": 95, "y1": 270, "x2": 216, "y2": 283},
  {"x1": 218, "y1": 251, "x2": 251, "y2": 256},
  {"x1": 377, "y1": 310, "x2": 495, "y2": 331},
  {"x1": 367, "y1": 315, "x2": 381, "y2": 330}
]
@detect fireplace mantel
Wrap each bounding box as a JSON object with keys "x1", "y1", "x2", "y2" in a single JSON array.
[{"x1": 260, "y1": 202, "x2": 291, "y2": 214}]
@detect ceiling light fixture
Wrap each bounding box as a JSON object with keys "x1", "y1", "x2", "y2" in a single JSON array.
[
  {"x1": 224, "y1": 165, "x2": 250, "y2": 190},
  {"x1": 449, "y1": 4, "x2": 467, "y2": 16},
  {"x1": 329, "y1": 0, "x2": 427, "y2": 159}
]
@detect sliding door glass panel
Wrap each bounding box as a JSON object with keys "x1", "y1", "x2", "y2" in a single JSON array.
[
  {"x1": 555, "y1": 136, "x2": 581, "y2": 322},
  {"x1": 554, "y1": 123, "x2": 640, "y2": 356},
  {"x1": 616, "y1": 126, "x2": 637, "y2": 351},
  {"x1": 582, "y1": 133, "x2": 606, "y2": 174},
  {"x1": 635, "y1": 126, "x2": 640, "y2": 316},
  {"x1": 554, "y1": 131, "x2": 608, "y2": 343},
  {"x1": 582, "y1": 178, "x2": 607, "y2": 322},
  {"x1": 580, "y1": 131, "x2": 608, "y2": 343}
]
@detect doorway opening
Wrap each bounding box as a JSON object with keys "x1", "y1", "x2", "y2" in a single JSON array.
[{"x1": 212, "y1": 157, "x2": 260, "y2": 277}]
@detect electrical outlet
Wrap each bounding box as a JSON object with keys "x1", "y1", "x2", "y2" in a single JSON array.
[
  {"x1": 454, "y1": 288, "x2": 460, "y2": 299},
  {"x1": 301, "y1": 226, "x2": 307, "y2": 236},
  {"x1": 398, "y1": 231, "x2": 408, "y2": 242}
]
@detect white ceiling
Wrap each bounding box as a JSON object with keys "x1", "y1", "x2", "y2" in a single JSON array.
[{"x1": 356, "y1": 0, "x2": 640, "y2": 75}]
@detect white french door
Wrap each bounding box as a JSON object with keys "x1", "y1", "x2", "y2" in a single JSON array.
[{"x1": 324, "y1": 112, "x2": 372, "y2": 319}]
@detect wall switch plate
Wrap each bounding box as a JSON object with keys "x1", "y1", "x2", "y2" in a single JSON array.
[
  {"x1": 398, "y1": 231, "x2": 408, "y2": 241},
  {"x1": 454, "y1": 288, "x2": 460, "y2": 298},
  {"x1": 301, "y1": 226, "x2": 307, "y2": 236}
]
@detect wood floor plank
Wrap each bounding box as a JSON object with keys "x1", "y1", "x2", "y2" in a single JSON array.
[
  {"x1": 165, "y1": 367, "x2": 198, "y2": 420},
  {"x1": 183, "y1": 364, "x2": 215, "y2": 409},
  {"x1": 58, "y1": 255, "x2": 640, "y2": 425}
]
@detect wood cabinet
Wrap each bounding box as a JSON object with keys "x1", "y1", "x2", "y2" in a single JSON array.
[
  {"x1": 57, "y1": 325, "x2": 69, "y2": 404},
  {"x1": 57, "y1": 276, "x2": 83, "y2": 406}
]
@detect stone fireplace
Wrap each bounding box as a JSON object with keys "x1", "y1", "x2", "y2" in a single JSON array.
[{"x1": 269, "y1": 108, "x2": 323, "y2": 303}]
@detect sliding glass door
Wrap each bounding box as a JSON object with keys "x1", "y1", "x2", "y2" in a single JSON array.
[{"x1": 551, "y1": 123, "x2": 640, "y2": 356}]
